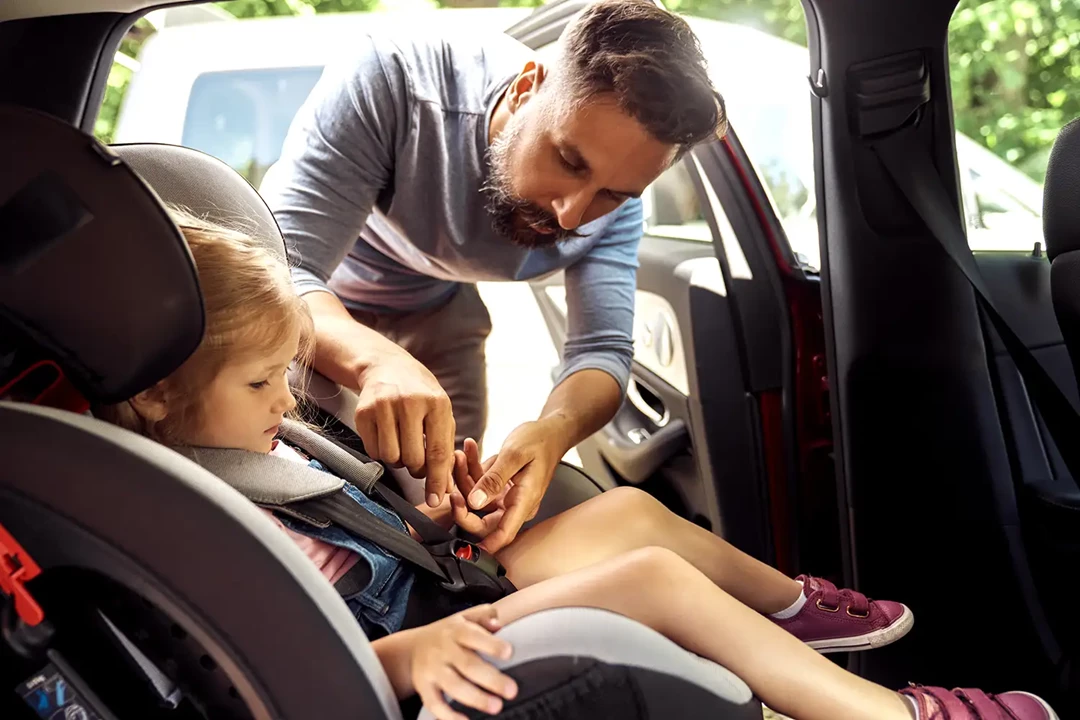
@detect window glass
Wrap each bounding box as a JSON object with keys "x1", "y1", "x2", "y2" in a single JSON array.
[
  {"x1": 643, "y1": 159, "x2": 712, "y2": 243},
  {"x1": 181, "y1": 67, "x2": 323, "y2": 187},
  {"x1": 948, "y1": 0, "x2": 1075, "y2": 252}
]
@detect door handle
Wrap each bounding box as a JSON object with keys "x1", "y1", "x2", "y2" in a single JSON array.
[
  {"x1": 598, "y1": 419, "x2": 688, "y2": 485},
  {"x1": 626, "y1": 377, "x2": 669, "y2": 427}
]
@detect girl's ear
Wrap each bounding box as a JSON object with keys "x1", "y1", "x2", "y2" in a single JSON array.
[{"x1": 129, "y1": 384, "x2": 170, "y2": 422}]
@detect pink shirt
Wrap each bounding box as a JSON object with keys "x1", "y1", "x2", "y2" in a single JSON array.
[{"x1": 261, "y1": 441, "x2": 360, "y2": 586}]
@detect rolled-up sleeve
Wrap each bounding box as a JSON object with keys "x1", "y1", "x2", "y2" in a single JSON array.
[
  {"x1": 260, "y1": 36, "x2": 409, "y2": 297},
  {"x1": 554, "y1": 199, "x2": 642, "y2": 396}
]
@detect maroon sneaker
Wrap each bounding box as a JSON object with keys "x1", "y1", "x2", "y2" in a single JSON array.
[
  {"x1": 901, "y1": 685, "x2": 1059, "y2": 719},
  {"x1": 771, "y1": 575, "x2": 913, "y2": 653}
]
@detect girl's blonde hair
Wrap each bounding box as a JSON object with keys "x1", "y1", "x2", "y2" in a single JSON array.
[{"x1": 97, "y1": 206, "x2": 313, "y2": 443}]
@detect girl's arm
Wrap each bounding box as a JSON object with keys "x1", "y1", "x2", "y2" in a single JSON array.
[
  {"x1": 372, "y1": 628, "x2": 422, "y2": 698},
  {"x1": 370, "y1": 606, "x2": 518, "y2": 720}
]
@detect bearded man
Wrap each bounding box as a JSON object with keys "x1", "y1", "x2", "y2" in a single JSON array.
[{"x1": 262, "y1": 0, "x2": 726, "y2": 552}]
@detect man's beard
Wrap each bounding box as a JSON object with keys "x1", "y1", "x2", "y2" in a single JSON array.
[{"x1": 482, "y1": 118, "x2": 583, "y2": 249}]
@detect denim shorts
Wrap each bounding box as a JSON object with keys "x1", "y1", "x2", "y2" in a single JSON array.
[{"x1": 278, "y1": 460, "x2": 415, "y2": 638}]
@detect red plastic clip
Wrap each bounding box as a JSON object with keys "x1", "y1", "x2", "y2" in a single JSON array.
[
  {"x1": 454, "y1": 542, "x2": 475, "y2": 562},
  {"x1": 0, "y1": 523, "x2": 44, "y2": 626}
]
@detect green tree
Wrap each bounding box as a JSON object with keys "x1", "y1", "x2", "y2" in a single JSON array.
[
  {"x1": 666, "y1": 0, "x2": 806, "y2": 44},
  {"x1": 949, "y1": 0, "x2": 1080, "y2": 181}
]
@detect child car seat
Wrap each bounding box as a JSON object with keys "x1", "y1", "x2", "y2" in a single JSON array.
[{"x1": 0, "y1": 104, "x2": 761, "y2": 719}]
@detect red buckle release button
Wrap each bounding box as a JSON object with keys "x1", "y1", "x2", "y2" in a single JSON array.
[
  {"x1": 454, "y1": 543, "x2": 475, "y2": 562},
  {"x1": 0, "y1": 523, "x2": 44, "y2": 626}
]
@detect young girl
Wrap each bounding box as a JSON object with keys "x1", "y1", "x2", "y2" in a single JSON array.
[{"x1": 98, "y1": 209, "x2": 1057, "y2": 720}]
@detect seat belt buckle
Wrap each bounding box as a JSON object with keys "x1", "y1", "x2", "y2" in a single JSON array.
[
  {"x1": 435, "y1": 540, "x2": 512, "y2": 601},
  {"x1": 0, "y1": 523, "x2": 45, "y2": 626}
]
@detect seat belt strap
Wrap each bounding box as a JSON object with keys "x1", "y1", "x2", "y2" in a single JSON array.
[
  {"x1": 314, "y1": 431, "x2": 458, "y2": 546},
  {"x1": 295, "y1": 491, "x2": 448, "y2": 580},
  {"x1": 872, "y1": 128, "x2": 1080, "y2": 486},
  {"x1": 284, "y1": 420, "x2": 459, "y2": 545},
  {"x1": 180, "y1": 432, "x2": 515, "y2": 600}
]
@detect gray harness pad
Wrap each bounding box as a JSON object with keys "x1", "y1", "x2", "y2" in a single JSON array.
[{"x1": 174, "y1": 420, "x2": 383, "y2": 506}]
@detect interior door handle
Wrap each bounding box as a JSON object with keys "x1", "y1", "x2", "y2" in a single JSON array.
[
  {"x1": 598, "y1": 419, "x2": 687, "y2": 485},
  {"x1": 626, "y1": 377, "x2": 669, "y2": 427}
]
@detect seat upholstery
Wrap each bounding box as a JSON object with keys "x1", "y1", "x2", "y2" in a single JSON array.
[{"x1": 1044, "y1": 117, "x2": 1080, "y2": 393}]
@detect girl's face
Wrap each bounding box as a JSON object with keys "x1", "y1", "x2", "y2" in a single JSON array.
[{"x1": 184, "y1": 323, "x2": 301, "y2": 453}]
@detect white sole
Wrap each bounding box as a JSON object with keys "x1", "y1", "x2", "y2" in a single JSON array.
[
  {"x1": 806, "y1": 605, "x2": 915, "y2": 654},
  {"x1": 1001, "y1": 691, "x2": 1060, "y2": 720}
]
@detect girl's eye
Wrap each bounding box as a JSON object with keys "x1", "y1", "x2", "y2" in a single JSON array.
[{"x1": 249, "y1": 381, "x2": 269, "y2": 390}]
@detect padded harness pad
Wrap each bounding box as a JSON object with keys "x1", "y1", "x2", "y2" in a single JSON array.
[
  {"x1": 0, "y1": 105, "x2": 203, "y2": 403},
  {"x1": 1044, "y1": 117, "x2": 1080, "y2": 260}
]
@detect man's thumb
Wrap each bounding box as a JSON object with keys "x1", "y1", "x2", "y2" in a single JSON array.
[{"x1": 469, "y1": 458, "x2": 513, "y2": 509}]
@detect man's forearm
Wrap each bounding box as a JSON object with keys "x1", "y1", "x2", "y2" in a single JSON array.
[
  {"x1": 303, "y1": 290, "x2": 413, "y2": 390},
  {"x1": 538, "y1": 369, "x2": 622, "y2": 457}
]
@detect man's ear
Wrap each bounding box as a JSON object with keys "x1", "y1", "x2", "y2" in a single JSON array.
[
  {"x1": 507, "y1": 60, "x2": 548, "y2": 113},
  {"x1": 129, "y1": 384, "x2": 170, "y2": 422}
]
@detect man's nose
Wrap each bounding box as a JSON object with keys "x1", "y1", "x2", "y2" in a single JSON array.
[{"x1": 551, "y1": 188, "x2": 593, "y2": 230}]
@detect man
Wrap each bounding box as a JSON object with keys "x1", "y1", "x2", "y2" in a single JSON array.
[{"x1": 262, "y1": 0, "x2": 725, "y2": 552}]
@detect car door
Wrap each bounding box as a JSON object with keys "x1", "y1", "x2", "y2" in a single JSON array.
[{"x1": 508, "y1": 0, "x2": 834, "y2": 573}]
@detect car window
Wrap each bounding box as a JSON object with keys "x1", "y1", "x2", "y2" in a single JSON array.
[
  {"x1": 642, "y1": 159, "x2": 711, "y2": 243},
  {"x1": 948, "y1": 0, "x2": 1068, "y2": 252},
  {"x1": 182, "y1": 67, "x2": 323, "y2": 187}
]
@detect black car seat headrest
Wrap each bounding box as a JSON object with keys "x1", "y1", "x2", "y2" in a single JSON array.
[
  {"x1": 111, "y1": 144, "x2": 287, "y2": 262},
  {"x1": 0, "y1": 105, "x2": 203, "y2": 404},
  {"x1": 1043, "y1": 116, "x2": 1080, "y2": 260}
]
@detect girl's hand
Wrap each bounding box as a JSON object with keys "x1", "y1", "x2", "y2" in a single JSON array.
[{"x1": 411, "y1": 605, "x2": 518, "y2": 720}]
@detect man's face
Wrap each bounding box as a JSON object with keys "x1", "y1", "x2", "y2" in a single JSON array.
[{"x1": 485, "y1": 71, "x2": 677, "y2": 248}]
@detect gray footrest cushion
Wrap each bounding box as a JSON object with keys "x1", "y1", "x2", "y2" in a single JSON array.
[{"x1": 417, "y1": 607, "x2": 759, "y2": 719}]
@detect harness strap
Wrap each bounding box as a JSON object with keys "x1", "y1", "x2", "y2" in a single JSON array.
[
  {"x1": 313, "y1": 429, "x2": 458, "y2": 546},
  {"x1": 178, "y1": 429, "x2": 517, "y2": 602},
  {"x1": 280, "y1": 421, "x2": 383, "y2": 494},
  {"x1": 294, "y1": 492, "x2": 447, "y2": 580}
]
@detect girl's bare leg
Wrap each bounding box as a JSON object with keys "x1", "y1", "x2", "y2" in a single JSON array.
[
  {"x1": 493, "y1": 546, "x2": 911, "y2": 720},
  {"x1": 498, "y1": 486, "x2": 802, "y2": 614}
]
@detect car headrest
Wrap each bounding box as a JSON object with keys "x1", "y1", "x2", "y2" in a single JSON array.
[
  {"x1": 0, "y1": 105, "x2": 203, "y2": 404},
  {"x1": 1043, "y1": 117, "x2": 1080, "y2": 260},
  {"x1": 111, "y1": 144, "x2": 287, "y2": 262}
]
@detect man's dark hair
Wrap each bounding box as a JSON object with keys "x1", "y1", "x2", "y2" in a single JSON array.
[{"x1": 558, "y1": 0, "x2": 727, "y2": 153}]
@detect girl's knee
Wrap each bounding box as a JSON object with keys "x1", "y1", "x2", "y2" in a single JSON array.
[
  {"x1": 600, "y1": 486, "x2": 666, "y2": 521},
  {"x1": 620, "y1": 546, "x2": 692, "y2": 582}
]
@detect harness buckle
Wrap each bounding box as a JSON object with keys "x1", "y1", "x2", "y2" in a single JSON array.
[
  {"x1": 433, "y1": 540, "x2": 513, "y2": 602},
  {"x1": 0, "y1": 523, "x2": 44, "y2": 626}
]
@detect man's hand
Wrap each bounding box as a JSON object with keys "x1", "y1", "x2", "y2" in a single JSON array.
[
  {"x1": 449, "y1": 440, "x2": 507, "y2": 539},
  {"x1": 466, "y1": 420, "x2": 565, "y2": 553},
  {"x1": 303, "y1": 291, "x2": 456, "y2": 508},
  {"x1": 354, "y1": 352, "x2": 455, "y2": 508},
  {"x1": 410, "y1": 605, "x2": 517, "y2": 720}
]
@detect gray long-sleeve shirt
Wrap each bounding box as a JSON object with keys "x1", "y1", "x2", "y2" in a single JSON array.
[{"x1": 260, "y1": 29, "x2": 642, "y2": 393}]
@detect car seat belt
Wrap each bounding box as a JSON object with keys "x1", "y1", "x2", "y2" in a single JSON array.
[
  {"x1": 872, "y1": 127, "x2": 1080, "y2": 488},
  {"x1": 180, "y1": 424, "x2": 515, "y2": 602}
]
